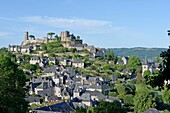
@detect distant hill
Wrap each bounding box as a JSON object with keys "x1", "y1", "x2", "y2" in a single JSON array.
[{"x1": 109, "y1": 47, "x2": 167, "y2": 61}]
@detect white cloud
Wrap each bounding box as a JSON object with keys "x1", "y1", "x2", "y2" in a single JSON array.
[
  {"x1": 20, "y1": 16, "x2": 124, "y2": 34},
  {"x1": 21, "y1": 16, "x2": 111, "y2": 28},
  {"x1": 0, "y1": 32, "x2": 9, "y2": 37}
]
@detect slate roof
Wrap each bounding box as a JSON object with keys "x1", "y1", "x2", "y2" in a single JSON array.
[
  {"x1": 71, "y1": 102, "x2": 88, "y2": 109},
  {"x1": 25, "y1": 96, "x2": 40, "y2": 103},
  {"x1": 105, "y1": 96, "x2": 121, "y2": 102},
  {"x1": 48, "y1": 57, "x2": 56, "y2": 61},
  {"x1": 30, "y1": 56, "x2": 40, "y2": 60},
  {"x1": 142, "y1": 108, "x2": 159, "y2": 113},
  {"x1": 85, "y1": 90, "x2": 105, "y2": 100},
  {"x1": 101, "y1": 84, "x2": 110, "y2": 90},
  {"x1": 43, "y1": 66, "x2": 59, "y2": 73},
  {"x1": 87, "y1": 84, "x2": 101, "y2": 90},
  {"x1": 72, "y1": 59, "x2": 84, "y2": 63},
  {"x1": 47, "y1": 96, "x2": 62, "y2": 102},
  {"x1": 35, "y1": 102, "x2": 74, "y2": 113},
  {"x1": 22, "y1": 45, "x2": 31, "y2": 49},
  {"x1": 73, "y1": 77, "x2": 81, "y2": 82},
  {"x1": 121, "y1": 68, "x2": 131, "y2": 74},
  {"x1": 81, "y1": 93, "x2": 91, "y2": 102}
]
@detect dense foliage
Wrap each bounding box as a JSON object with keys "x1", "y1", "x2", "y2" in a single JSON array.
[
  {"x1": 126, "y1": 56, "x2": 141, "y2": 73},
  {"x1": 0, "y1": 55, "x2": 28, "y2": 113},
  {"x1": 134, "y1": 87, "x2": 157, "y2": 113},
  {"x1": 73, "y1": 100, "x2": 125, "y2": 113}
]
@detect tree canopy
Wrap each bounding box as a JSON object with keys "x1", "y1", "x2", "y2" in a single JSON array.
[
  {"x1": 105, "y1": 49, "x2": 115, "y2": 61},
  {"x1": 29, "y1": 34, "x2": 35, "y2": 40},
  {"x1": 93, "y1": 100, "x2": 124, "y2": 113},
  {"x1": 134, "y1": 87, "x2": 156, "y2": 113},
  {"x1": 47, "y1": 32, "x2": 55, "y2": 38},
  {"x1": 0, "y1": 55, "x2": 28, "y2": 113},
  {"x1": 126, "y1": 56, "x2": 141, "y2": 73},
  {"x1": 145, "y1": 48, "x2": 170, "y2": 89}
]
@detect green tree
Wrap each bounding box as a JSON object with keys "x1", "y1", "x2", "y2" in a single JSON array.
[
  {"x1": 123, "y1": 94, "x2": 134, "y2": 106},
  {"x1": 29, "y1": 34, "x2": 35, "y2": 40},
  {"x1": 105, "y1": 49, "x2": 115, "y2": 61},
  {"x1": 115, "y1": 64, "x2": 124, "y2": 72},
  {"x1": 41, "y1": 43, "x2": 47, "y2": 50},
  {"x1": 126, "y1": 83, "x2": 136, "y2": 94},
  {"x1": 151, "y1": 48, "x2": 170, "y2": 89},
  {"x1": 0, "y1": 55, "x2": 28, "y2": 113},
  {"x1": 144, "y1": 70, "x2": 160, "y2": 88},
  {"x1": 143, "y1": 70, "x2": 151, "y2": 77},
  {"x1": 115, "y1": 71, "x2": 121, "y2": 78},
  {"x1": 136, "y1": 72, "x2": 143, "y2": 83},
  {"x1": 69, "y1": 48, "x2": 77, "y2": 53},
  {"x1": 162, "y1": 89, "x2": 170, "y2": 104},
  {"x1": 155, "y1": 56, "x2": 161, "y2": 63},
  {"x1": 116, "y1": 84, "x2": 127, "y2": 98},
  {"x1": 72, "y1": 107, "x2": 87, "y2": 113},
  {"x1": 93, "y1": 100, "x2": 124, "y2": 113},
  {"x1": 54, "y1": 34, "x2": 60, "y2": 41},
  {"x1": 134, "y1": 87, "x2": 156, "y2": 113},
  {"x1": 48, "y1": 53, "x2": 55, "y2": 57},
  {"x1": 126, "y1": 56, "x2": 141, "y2": 73},
  {"x1": 109, "y1": 92, "x2": 118, "y2": 97},
  {"x1": 77, "y1": 36, "x2": 80, "y2": 40},
  {"x1": 47, "y1": 32, "x2": 55, "y2": 39}
]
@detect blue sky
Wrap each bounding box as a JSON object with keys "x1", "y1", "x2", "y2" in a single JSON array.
[{"x1": 0, "y1": 0, "x2": 170, "y2": 48}]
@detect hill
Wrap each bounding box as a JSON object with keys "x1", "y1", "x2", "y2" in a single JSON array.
[{"x1": 109, "y1": 47, "x2": 167, "y2": 61}]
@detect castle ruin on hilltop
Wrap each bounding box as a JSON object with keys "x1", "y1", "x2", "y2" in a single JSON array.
[
  {"x1": 22, "y1": 31, "x2": 52, "y2": 45},
  {"x1": 8, "y1": 31, "x2": 106, "y2": 58}
]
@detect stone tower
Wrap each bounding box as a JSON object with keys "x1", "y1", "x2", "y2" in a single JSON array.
[
  {"x1": 24, "y1": 31, "x2": 29, "y2": 42},
  {"x1": 60, "y1": 31, "x2": 70, "y2": 41},
  {"x1": 45, "y1": 37, "x2": 49, "y2": 44}
]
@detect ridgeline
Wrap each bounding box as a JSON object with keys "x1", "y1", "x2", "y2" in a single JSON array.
[{"x1": 109, "y1": 47, "x2": 167, "y2": 61}]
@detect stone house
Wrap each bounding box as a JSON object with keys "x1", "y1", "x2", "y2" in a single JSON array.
[
  {"x1": 32, "y1": 44, "x2": 41, "y2": 50},
  {"x1": 84, "y1": 76, "x2": 100, "y2": 85},
  {"x1": 34, "y1": 83, "x2": 54, "y2": 97},
  {"x1": 120, "y1": 68, "x2": 132, "y2": 75},
  {"x1": 69, "y1": 44, "x2": 84, "y2": 51},
  {"x1": 8, "y1": 45, "x2": 21, "y2": 52},
  {"x1": 90, "y1": 48, "x2": 106, "y2": 58},
  {"x1": 30, "y1": 56, "x2": 41, "y2": 65},
  {"x1": 122, "y1": 56, "x2": 129, "y2": 65},
  {"x1": 25, "y1": 96, "x2": 40, "y2": 105},
  {"x1": 33, "y1": 102, "x2": 74, "y2": 113},
  {"x1": 21, "y1": 45, "x2": 32, "y2": 53},
  {"x1": 72, "y1": 60, "x2": 84, "y2": 68},
  {"x1": 80, "y1": 93, "x2": 92, "y2": 107},
  {"x1": 57, "y1": 58, "x2": 71, "y2": 66},
  {"x1": 84, "y1": 45, "x2": 96, "y2": 53},
  {"x1": 48, "y1": 57, "x2": 56, "y2": 65},
  {"x1": 42, "y1": 66, "x2": 57, "y2": 77},
  {"x1": 52, "y1": 75, "x2": 61, "y2": 84},
  {"x1": 86, "y1": 84, "x2": 110, "y2": 93},
  {"x1": 142, "y1": 60, "x2": 159, "y2": 76},
  {"x1": 85, "y1": 91, "x2": 106, "y2": 101},
  {"x1": 53, "y1": 84, "x2": 62, "y2": 97}
]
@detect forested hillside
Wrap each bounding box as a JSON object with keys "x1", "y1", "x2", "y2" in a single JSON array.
[{"x1": 109, "y1": 47, "x2": 167, "y2": 61}]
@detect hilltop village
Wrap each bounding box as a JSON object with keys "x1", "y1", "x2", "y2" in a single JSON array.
[{"x1": 7, "y1": 31, "x2": 165, "y2": 113}]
